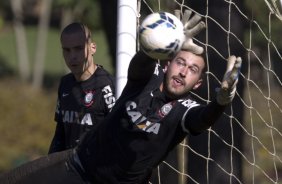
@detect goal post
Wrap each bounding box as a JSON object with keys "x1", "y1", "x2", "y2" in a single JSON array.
[
  {"x1": 115, "y1": 0, "x2": 282, "y2": 183},
  {"x1": 116, "y1": 0, "x2": 138, "y2": 98}
]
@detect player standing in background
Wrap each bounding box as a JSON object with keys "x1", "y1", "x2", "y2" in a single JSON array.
[
  {"x1": 0, "y1": 10, "x2": 241, "y2": 184},
  {"x1": 48, "y1": 22, "x2": 116, "y2": 153}
]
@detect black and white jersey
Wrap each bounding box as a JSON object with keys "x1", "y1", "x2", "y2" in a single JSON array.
[
  {"x1": 77, "y1": 52, "x2": 225, "y2": 184},
  {"x1": 49, "y1": 66, "x2": 116, "y2": 153}
]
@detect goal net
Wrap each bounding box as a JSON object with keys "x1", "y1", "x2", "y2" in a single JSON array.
[{"x1": 117, "y1": 0, "x2": 282, "y2": 183}]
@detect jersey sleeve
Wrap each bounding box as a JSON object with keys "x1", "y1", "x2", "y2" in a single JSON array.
[
  {"x1": 54, "y1": 98, "x2": 61, "y2": 123},
  {"x1": 48, "y1": 123, "x2": 66, "y2": 154},
  {"x1": 49, "y1": 80, "x2": 65, "y2": 154},
  {"x1": 127, "y1": 51, "x2": 158, "y2": 84},
  {"x1": 54, "y1": 78, "x2": 64, "y2": 123},
  {"x1": 101, "y1": 84, "x2": 116, "y2": 112},
  {"x1": 181, "y1": 100, "x2": 226, "y2": 135}
]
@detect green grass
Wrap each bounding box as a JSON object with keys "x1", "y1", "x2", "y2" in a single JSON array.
[{"x1": 0, "y1": 78, "x2": 57, "y2": 171}]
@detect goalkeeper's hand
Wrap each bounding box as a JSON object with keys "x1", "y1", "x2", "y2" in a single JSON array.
[
  {"x1": 216, "y1": 56, "x2": 242, "y2": 105},
  {"x1": 174, "y1": 9, "x2": 206, "y2": 55}
]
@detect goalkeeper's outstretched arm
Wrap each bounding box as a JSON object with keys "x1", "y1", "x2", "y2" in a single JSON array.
[{"x1": 127, "y1": 51, "x2": 158, "y2": 84}]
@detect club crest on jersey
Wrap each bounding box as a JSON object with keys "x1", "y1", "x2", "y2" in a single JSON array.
[
  {"x1": 84, "y1": 91, "x2": 95, "y2": 107},
  {"x1": 158, "y1": 102, "x2": 174, "y2": 118}
]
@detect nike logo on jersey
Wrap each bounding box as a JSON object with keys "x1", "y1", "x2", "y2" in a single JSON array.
[{"x1": 62, "y1": 93, "x2": 69, "y2": 97}]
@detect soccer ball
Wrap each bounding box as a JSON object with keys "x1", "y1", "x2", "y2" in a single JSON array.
[{"x1": 139, "y1": 12, "x2": 185, "y2": 60}]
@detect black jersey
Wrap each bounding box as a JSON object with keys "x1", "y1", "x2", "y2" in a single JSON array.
[
  {"x1": 49, "y1": 66, "x2": 116, "y2": 153},
  {"x1": 77, "y1": 52, "x2": 225, "y2": 184}
]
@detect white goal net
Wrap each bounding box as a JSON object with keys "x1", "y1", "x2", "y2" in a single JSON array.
[{"x1": 117, "y1": 0, "x2": 282, "y2": 183}]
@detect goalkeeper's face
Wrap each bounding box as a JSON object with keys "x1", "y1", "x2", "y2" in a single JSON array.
[{"x1": 164, "y1": 51, "x2": 205, "y2": 99}]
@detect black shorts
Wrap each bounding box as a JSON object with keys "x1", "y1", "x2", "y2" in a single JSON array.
[{"x1": 0, "y1": 149, "x2": 89, "y2": 184}]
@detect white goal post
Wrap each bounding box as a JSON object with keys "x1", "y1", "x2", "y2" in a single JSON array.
[
  {"x1": 116, "y1": 0, "x2": 138, "y2": 98},
  {"x1": 116, "y1": 0, "x2": 282, "y2": 184}
]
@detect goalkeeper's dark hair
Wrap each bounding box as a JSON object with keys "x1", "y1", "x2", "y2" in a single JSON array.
[{"x1": 60, "y1": 22, "x2": 92, "y2": 44}]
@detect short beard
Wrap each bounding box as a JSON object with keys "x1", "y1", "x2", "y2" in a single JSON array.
[{"x1": 163, "y1": 75, "x2": 189, "y2": 100}]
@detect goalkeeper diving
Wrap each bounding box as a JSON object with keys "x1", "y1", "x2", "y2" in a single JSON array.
[{"x1": 0, "y1": 9, "x2": 242, "y2": 184}]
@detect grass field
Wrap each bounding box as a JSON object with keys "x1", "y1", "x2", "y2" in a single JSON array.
[{"x1": 0, "y1": 78, "x2": 57, "y2": 171}]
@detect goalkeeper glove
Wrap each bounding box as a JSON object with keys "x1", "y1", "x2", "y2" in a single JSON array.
[
  {"x1": 174, "y1": 9, "x2": 206, "y2": 55},
  {"x1": 216, "y1": 56, "x2": 242, "y2": 105}
]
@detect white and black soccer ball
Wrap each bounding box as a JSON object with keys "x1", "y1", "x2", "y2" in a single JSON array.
[{"x1": 139, "y1": 12, "x2": 185, "y2": 60}]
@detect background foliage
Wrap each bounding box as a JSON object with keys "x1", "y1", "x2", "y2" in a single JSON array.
[
  {"x1": 0, "y1": 0, "x2": 113, "y2": 171},
  {"x1": 0, "y1": 1, "x2": 281, "y2": 181}
]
